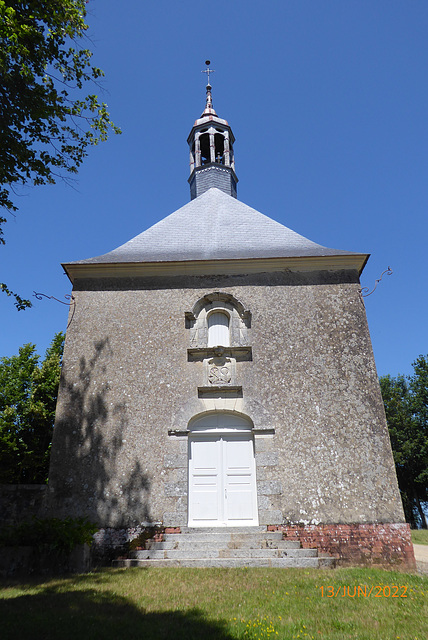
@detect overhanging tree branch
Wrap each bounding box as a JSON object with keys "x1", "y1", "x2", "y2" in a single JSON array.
[{"x1": 0, "y1": 0, "x2": 121, "y2": 308}]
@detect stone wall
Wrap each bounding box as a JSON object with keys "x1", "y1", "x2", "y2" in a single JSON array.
[
  {"x1": 46, "y1": 268, "x2": 404, "y2": 531},
  {"x1": 0, "y1": 544, "x2": 90, "y2": 577},
  {"x1": 0, "y1": 485, "x2": 46, "y2": 526}
]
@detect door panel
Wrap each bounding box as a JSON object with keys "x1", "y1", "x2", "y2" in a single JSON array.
[
  {"x1": 189, "y1": 437, "x2": 221, "y2": 523},
  {"x1": 224, "y1": 436, "x2": 257, "y2": 521}
]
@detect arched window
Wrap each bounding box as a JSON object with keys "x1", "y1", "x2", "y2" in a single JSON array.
[
  {"x1": 186, "y1": 292, "x2": 251, "y2": 349},
  {"x1": 207, "y1": 311, "x2": 230, "y2": 347}
]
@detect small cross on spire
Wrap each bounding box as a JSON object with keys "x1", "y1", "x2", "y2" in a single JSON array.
[{"x1": 202, "y1": 60, "x2": 215, "y2": 86}]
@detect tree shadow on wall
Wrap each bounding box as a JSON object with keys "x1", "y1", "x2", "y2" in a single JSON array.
[
  {"x1": 0, "y1": 584, "x2": 235, "y2": 640},
  {"x1": 47, "y1": 337, "x2": 152, "y2": 529}
]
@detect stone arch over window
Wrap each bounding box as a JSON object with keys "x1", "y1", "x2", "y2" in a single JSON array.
[{"x1": 186, "y1": 292, "x2": 251, "y2": 348}]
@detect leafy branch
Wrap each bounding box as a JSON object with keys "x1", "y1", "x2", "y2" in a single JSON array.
[
  {"x1": 0, "y1": 282, "x2": 32, "y2": 310},
  {"x1": 0, "y1": 1, "x2": 121, "y2": 308}
]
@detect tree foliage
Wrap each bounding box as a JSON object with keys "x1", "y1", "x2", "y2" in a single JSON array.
[
  {"x1": 0, "y1": 1, "x2": 120, "y2": 307},
  {"x1": 0, "y1": 282, "x2": 32, "y2": 310},
  {"x1": 0, "y1": 332, "x2": 65, "y2": 483},
  {"x1": 0, "y1": 0, "x2": 120, "y2": 214},
  {"x1": 380, "y1": 355, "x2": 428, "y2": 528}
]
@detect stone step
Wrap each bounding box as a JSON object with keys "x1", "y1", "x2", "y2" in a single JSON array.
[
  {"x1": 114, "y1": 527, "x2": 336, "y2": 570},
  {"x1": 161, "y1": 531, "x2": 284, "y2": 544},
  {"x1": 130, "y1": 547, "x2": 318, "y2": 560},
  {"x1": 114, "y1": 557, "x2": 335, "y2": 569},
  {"x1": 147, "y1": 537, "x2": 300, "y2": 551},
  {"x1": 180, "y1": 526, "x2": 268, "y2": 534},
  {"x1": 223, "y1": 548, "x2": 318, "y2": 558}
]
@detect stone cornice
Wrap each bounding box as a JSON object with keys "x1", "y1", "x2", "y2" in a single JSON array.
[{"x1": 63, "y1": 254, "x2": 369, "y2": 283}]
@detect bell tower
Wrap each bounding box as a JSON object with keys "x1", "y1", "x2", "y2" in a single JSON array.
[{"x1": 187, "y1": 61, "x2": 238, "y2": 200}]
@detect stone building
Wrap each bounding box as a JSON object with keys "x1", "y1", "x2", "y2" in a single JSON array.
[{"x1": 47, "y1": 81, "x2": 414, "y2": 566}]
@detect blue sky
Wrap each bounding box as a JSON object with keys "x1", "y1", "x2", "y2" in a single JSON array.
[{"x1": 1, "y1": 0, "x2": 427, "y2": 377}]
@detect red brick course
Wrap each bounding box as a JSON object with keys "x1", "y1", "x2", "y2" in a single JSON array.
[
  {"x1": 164, "y1": 527, "x2": 181, "y2": 535},
  {"x1": 267, "y1": 523, "x2": 415, "y2": 569}
]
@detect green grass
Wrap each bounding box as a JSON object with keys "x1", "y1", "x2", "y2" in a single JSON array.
[
  {"x1": 412, "y1": 529, "x2": 428, "y2": 546},
  {"x1": 1, "y1": 567, "x2": 427, "y2": 640}
]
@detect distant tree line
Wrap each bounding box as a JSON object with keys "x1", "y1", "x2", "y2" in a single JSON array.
[
  {"x1": 380, "y1": 355, "x2": 428, "y2": 529},
  {"x1": 0, "y1": 333, "x2": 64, "y2": 483}
]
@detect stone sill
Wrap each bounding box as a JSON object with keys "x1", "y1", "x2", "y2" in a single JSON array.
[
  {"x1": 188, "y1": 346, "x2": 252, "y2": 361},
  {"x1": 198, "y1": 386, "x2": 243, "y2": 397}
]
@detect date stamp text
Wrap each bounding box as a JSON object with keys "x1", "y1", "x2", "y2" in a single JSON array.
[{"x1": 319, "y1": 585, "x2": 408, "y2": 598}]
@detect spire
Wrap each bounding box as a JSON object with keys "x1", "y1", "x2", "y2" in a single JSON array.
[
  {"x1": 201, "y1": 83, "x2": 217, "y2": 117},
  {"x1": 201, "y1": 61, "x2": 217, "y2": 116},
  {"x1": 187, "y1": 61, "x2": 238, "y2": 200}
]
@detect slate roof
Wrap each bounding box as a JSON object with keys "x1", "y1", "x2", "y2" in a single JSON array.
[{"x1": 68, "y1": 188, "x2": 361, "y2": 265}]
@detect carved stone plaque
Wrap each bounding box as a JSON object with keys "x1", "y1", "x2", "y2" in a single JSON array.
[{"x1": 207, "y1": 357, "x2": 232, "y2": 385}]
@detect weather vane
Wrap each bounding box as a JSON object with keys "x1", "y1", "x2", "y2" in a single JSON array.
[{"x1": 202, "y1": 60, "x2": 215, "y2": 85}]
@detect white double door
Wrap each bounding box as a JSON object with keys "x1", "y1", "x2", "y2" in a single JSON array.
[{"x1": 188, "y1": 428, "x2": 258, "y2": 527}]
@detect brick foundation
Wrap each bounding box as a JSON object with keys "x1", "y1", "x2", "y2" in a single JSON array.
[
  {"x1": 164, "y1": 527, "x2": 181, "y2": 534},
  {"x1": 267, "y1": 523, "x2": 415, "y2": 569}
]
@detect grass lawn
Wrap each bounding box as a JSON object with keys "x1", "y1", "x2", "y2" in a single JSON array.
[
  {"x1": 0, "y1": 567, "x2": 427, "y2": 640},
  {"x1": 412, "y1": 530, "x2": 428, "y2": 546}
]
